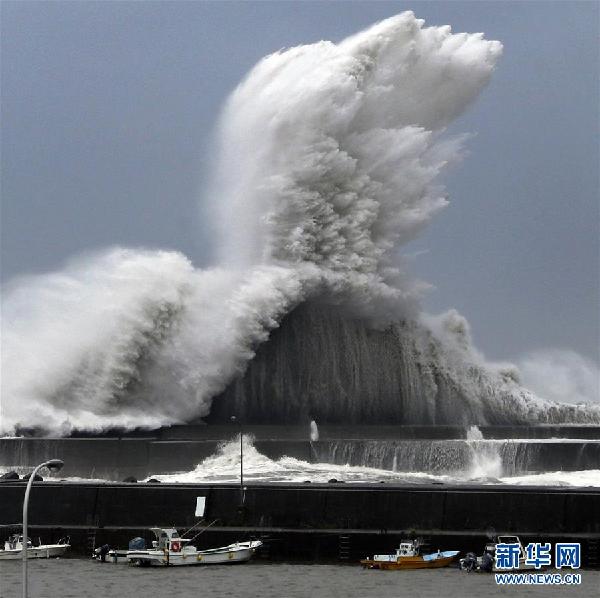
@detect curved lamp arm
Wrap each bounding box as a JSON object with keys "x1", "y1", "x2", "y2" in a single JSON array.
[{"x1": 22, "y1": 459, "x2": 63, "y2": 598}]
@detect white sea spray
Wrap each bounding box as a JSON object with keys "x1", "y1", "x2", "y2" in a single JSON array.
[{"x1": 2, "y1": 12, "x2": 596, "y2": 435}]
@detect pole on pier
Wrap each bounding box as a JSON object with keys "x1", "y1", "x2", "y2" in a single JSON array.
[{"x1": 22, "y1": 459, "x2": 64, "y2": 598}]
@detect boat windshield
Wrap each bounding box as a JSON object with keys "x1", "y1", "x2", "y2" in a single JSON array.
[{"x1": 498, "y1": 536, "x2": 520, "y2": 545}]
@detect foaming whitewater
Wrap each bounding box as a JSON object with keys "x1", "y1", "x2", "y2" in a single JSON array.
[
  {"x1": 466, "y1": 425, "x2": 503, "y2": 478},
  {"x1": 149, "y1": 437, "x2": 600, "y2": 487},
  {"x1": 2, "y1": 250, "x2": 311, "y2": 432},
  {"x1": 151, "y1": 435, "x2": 458, "y2": 485},
  {"x1": 1, "y1": 12, "x2": 597, "y2": 434}
]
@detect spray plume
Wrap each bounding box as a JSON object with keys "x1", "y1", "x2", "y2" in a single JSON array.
[{"x1": 2, "y1": 13, "x2": 596, "y2": 435}]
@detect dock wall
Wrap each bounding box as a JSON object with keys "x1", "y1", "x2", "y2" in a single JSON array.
[
  {"x1": 1, "y1": 481, "x2": 598, "y2": 534},
  {"x1": 1, "y1": 481, "x2": 598, "y2": 564}
]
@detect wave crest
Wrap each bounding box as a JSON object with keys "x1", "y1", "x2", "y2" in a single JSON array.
[{"x1": 3, "y1": 13, "x2": 594, "y2": 435}]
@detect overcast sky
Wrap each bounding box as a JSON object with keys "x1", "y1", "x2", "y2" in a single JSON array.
[{"x1": 1, "y1": 1, "x2": 598, "y2": 365}]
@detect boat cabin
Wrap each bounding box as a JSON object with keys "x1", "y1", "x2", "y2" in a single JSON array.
[
  {"x1": 149, "y1": 528, "x2": 192, "y2": 553},
  {"x1": 373, "y1": 539, "x2": 421, "y2": 562},
  {"x1": 396, "y1": 541, "x2": 419, "y2": 557},
  {"x1": 4, "y1": 535, "x2": 31, "y2": 551}
]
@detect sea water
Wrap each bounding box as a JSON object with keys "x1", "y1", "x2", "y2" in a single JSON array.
[{"x1": 0, "y1": 559, "x2": 597, "y2": 598}]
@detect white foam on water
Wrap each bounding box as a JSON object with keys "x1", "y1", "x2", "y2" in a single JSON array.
[
  {"x1": 149, "y1": 436, "x2": 456, "y2": 484},
  {"x1": 498, "y1": 470, "x2": 600, "y2": 487}
]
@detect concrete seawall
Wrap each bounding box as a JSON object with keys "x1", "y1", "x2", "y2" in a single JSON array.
[
  {"x1": 1, "y1": 481, "x2": 598, "y2": 564},
  {"x1": 2, "y1": 434, "x2": 599, "y2": 480},
  {"x1": 139, "y1": 424, "x2": 600, "y2": 441},
  {"x1": 0, "y1": 438, "x2": 312, "y2": 479},
  {"x1": 2, "y1": 481, "x2": 598, "y2": 533}
]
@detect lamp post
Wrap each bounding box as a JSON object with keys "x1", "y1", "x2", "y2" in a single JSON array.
[
  {"x1": 230, "y1": 416, "x2": 244, "y2": 507},
  {"x1": 22, "y1": 459, "x2": 64, "y2": 598}
]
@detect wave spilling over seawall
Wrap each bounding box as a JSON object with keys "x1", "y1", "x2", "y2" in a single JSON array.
[
  {"x1": 208, "y1": 303, "x2": 598, "y2": 425},
  {"x1": 314, "y1": 439, "x2": 600, "y2": 477},
  {"x1": 1, "y1": 12, "x2": 598, "y2": 435},
  {"x1": 150, "y1": 436, "x2": 600, "y2": 487},
  {"x1": 2, "y1": 432, "x2": 599, "y2": 486}
]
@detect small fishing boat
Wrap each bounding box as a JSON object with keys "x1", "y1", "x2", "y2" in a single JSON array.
[
  {"x1": 126, "y1": 528, "x2": 262, "y2": 566},
  {"x1": 0, "y1": 534, "x2": 70, "y2": 560},
  {"x1": 361, "y1": 539, "x2": 459, "y2": 570}
]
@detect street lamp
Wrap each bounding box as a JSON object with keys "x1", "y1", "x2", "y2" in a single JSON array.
[
  {"x1": 22, "y1": 459, "x2": 64, "y2": 598},
  {"x1": 230, "y1": 416, "x2": 244, "y2": 507}
]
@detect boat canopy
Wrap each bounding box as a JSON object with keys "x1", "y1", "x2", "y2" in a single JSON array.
[
  {"x1": 150, "y1": 528, "x2": 179, "y2": 540},
  {"x1": 422, "y1": 550, "x2": 460, "y2": 561}
]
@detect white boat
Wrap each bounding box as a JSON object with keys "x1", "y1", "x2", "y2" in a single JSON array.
[
  {"x1": 93, "y1": 546, "x2": 128, "y2": 563},
  {"x1": 126, "y1": 528, "x2": 262, "y2": 566},
  {"x1": 0, "y1": 534, "x2": 70, "y2": 560}
]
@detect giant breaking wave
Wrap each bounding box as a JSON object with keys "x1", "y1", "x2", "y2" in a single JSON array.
[{"x1": 2, "y1": 13, "x2": 598, "y2": 434}]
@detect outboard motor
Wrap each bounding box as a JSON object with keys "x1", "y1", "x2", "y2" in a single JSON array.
[
  {"x1": 94, "y1": 544, "x2": 110, "y2": 562},
  {"x1": 460, "y1": 552, "x2": 478, "y2": 572},
  {"x1": 481, "y1": 551, "x2": 494, "y2": 572}
]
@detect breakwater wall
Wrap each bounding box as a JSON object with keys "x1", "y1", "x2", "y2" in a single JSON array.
[
  {"x1": 118, "y1": 424, "x2": 600, "y2": 441},
  {"x1": 314, "y1": 439, "x2": 600, "y2": 476},
  {"x1": 0, "y1": 481, "x2": 599, "y2": 564},
  {"x1": 2, "y1": 481, "x2": 598, "y2": 534},
  {"x1": 0, "y1": 438, "x2": 311, "y2": 480},
  {"x1": 2, "y1": 435, "x2": 600, "y2": 480}
]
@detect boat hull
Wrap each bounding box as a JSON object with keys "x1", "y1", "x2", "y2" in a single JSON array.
[
  {"x1": 0, "y1": 545, "x2": 69, "y2": 561},
  {"x1": 127, "y1": 545, "x2": 257, "y2": 566},
  {"x1": 361, "y1": 555, "x2": 456, "y2": 570}
]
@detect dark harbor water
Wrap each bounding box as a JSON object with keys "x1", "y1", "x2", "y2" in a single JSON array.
[{"x1": 0, "y1": 560, "x2": 597, "y2": 598}]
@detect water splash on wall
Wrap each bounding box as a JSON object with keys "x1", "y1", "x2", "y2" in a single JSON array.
[
  {"x1": 149, "y1": 437, "x2": 600, "y2": 486},
  {"x1": 310, "y1": 421, "x2": 319, "y2": 442}
]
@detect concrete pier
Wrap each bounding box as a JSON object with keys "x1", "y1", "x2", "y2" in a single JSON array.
[
  {"x1": 3, "y1": 425, "x2": 599, "y2": 565},
  {"x1": 2, "y1": 480, "x2": 598, "y2": 533},
  {"x1": 0, "y1": 481, "x2": 598, "y2": 564}
]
